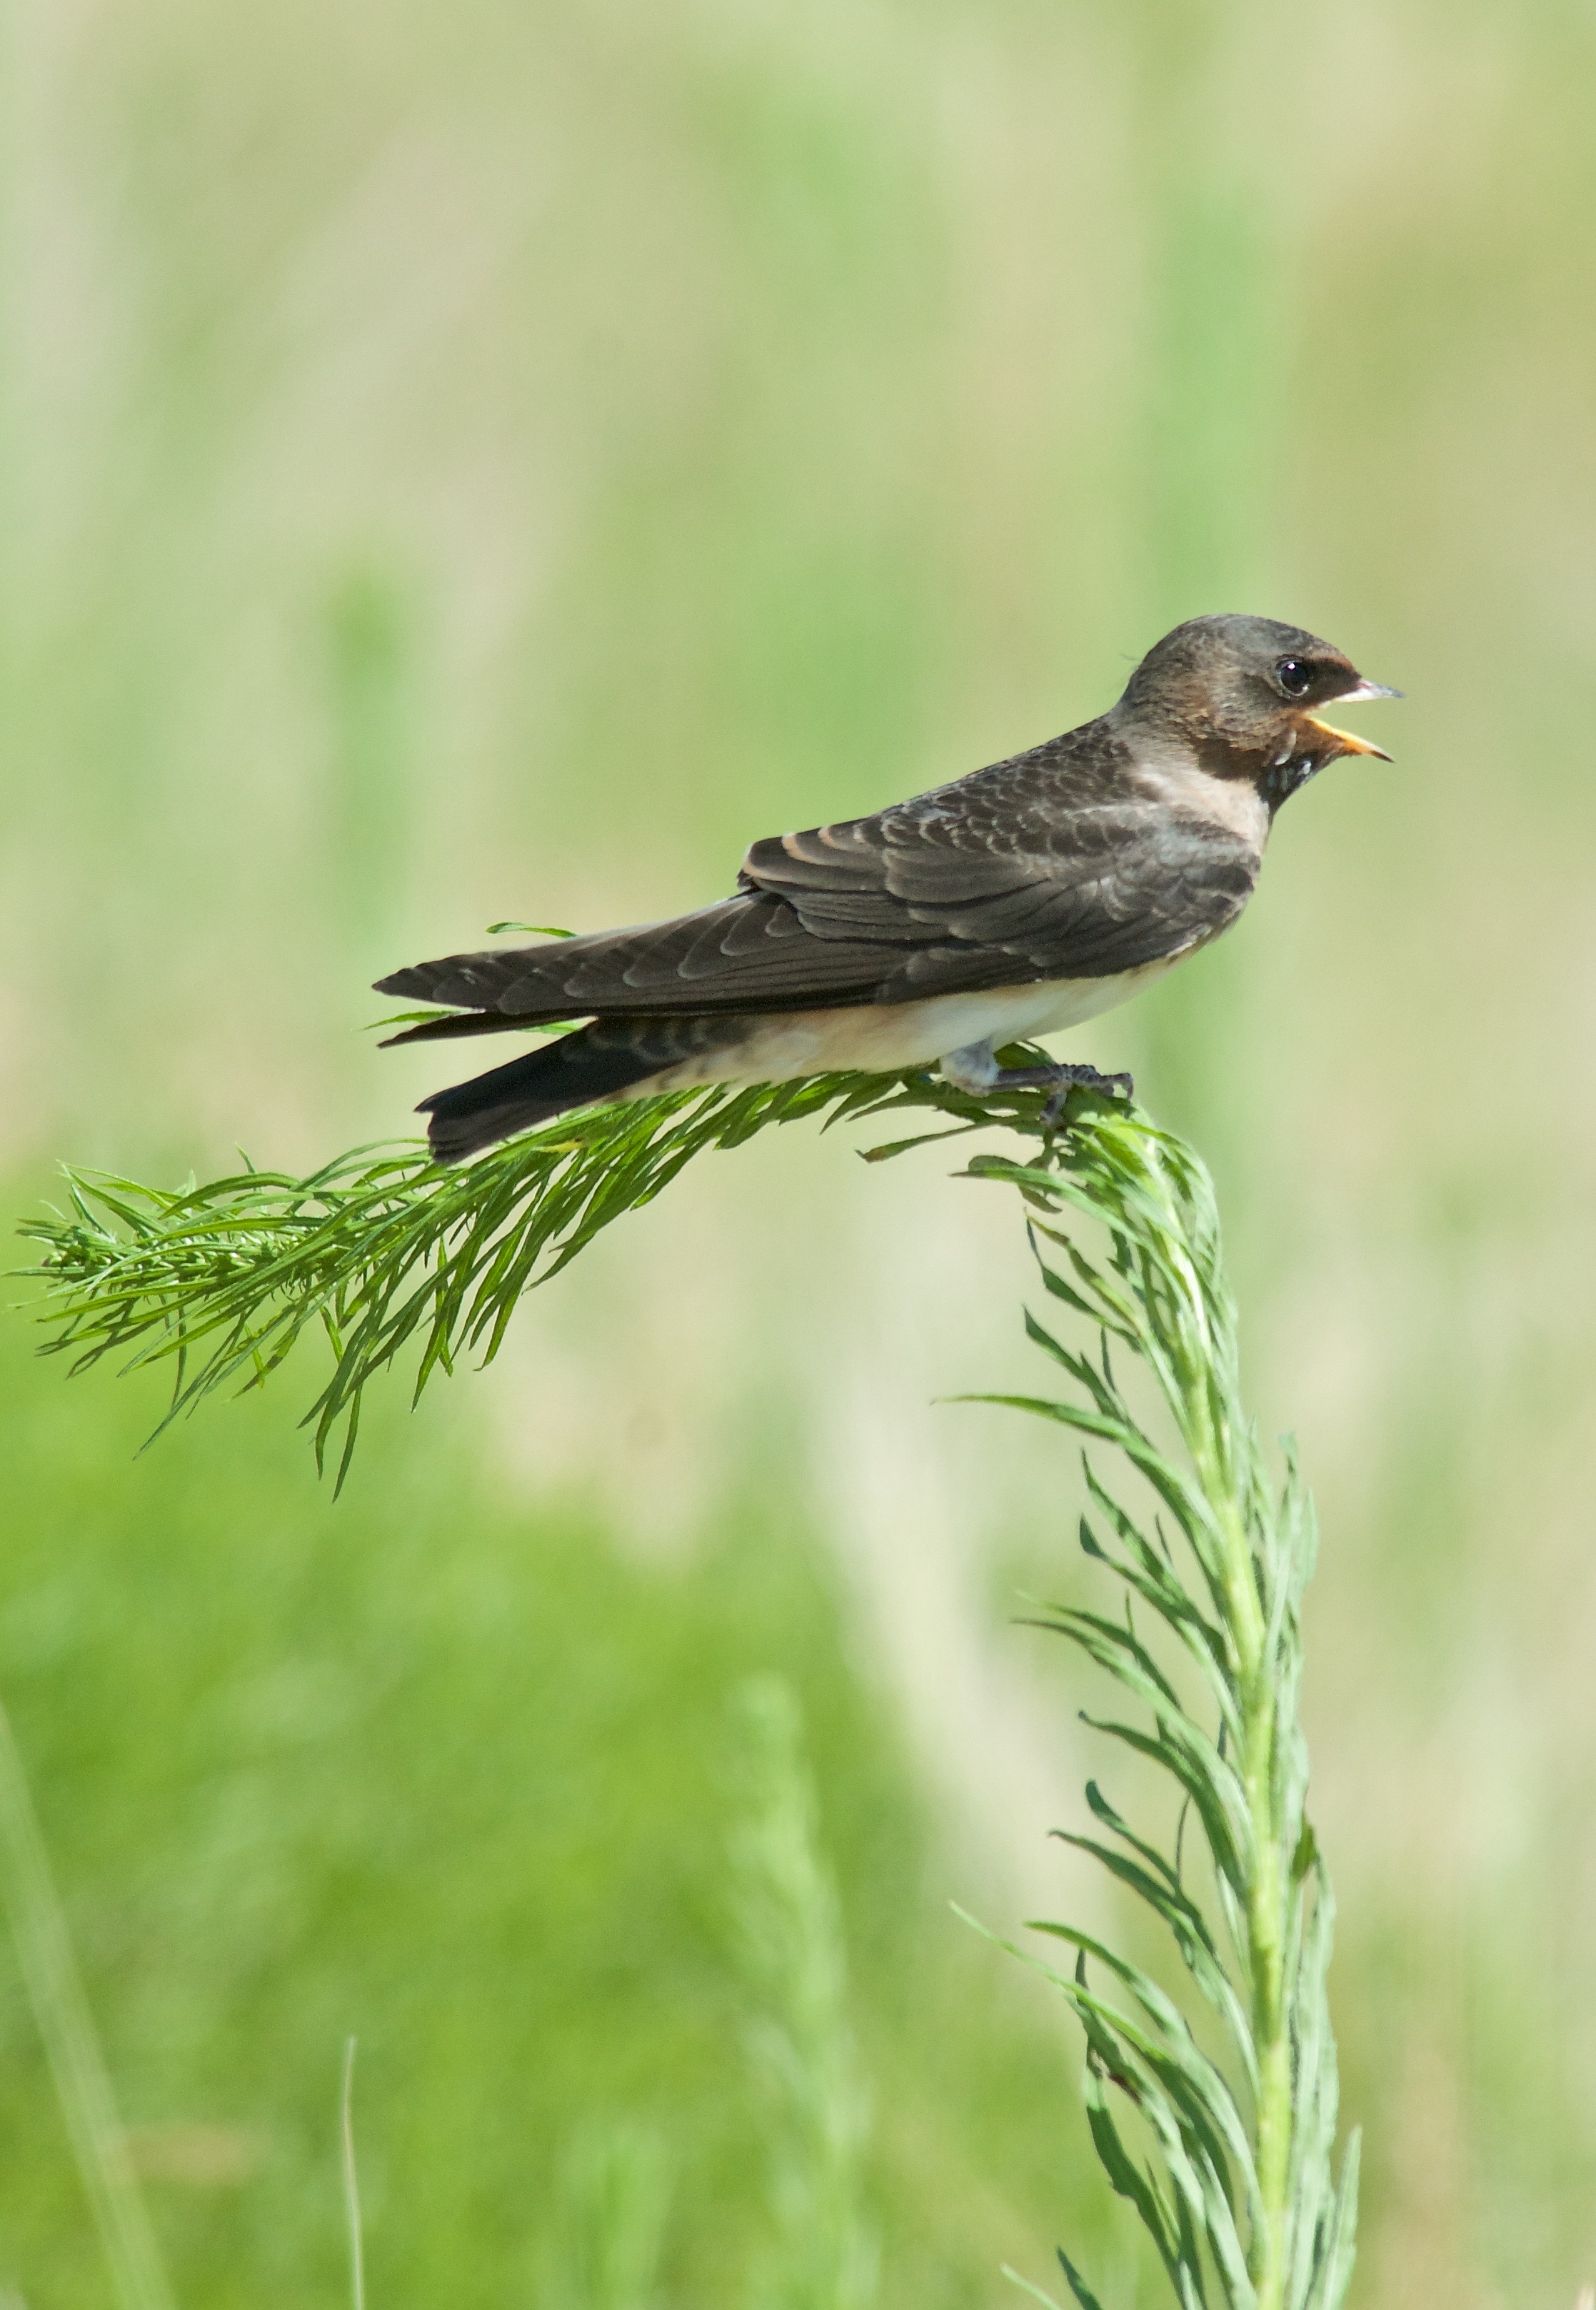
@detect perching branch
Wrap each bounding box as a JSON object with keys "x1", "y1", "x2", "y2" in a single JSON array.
[{"x1": 16, "y1": 1060, "x2": 1072, "y2": 1485}]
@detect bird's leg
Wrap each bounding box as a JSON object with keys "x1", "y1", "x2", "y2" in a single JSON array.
[{"x1": 940, "y1": 1041, "x2": 1133, "y2": 1127}]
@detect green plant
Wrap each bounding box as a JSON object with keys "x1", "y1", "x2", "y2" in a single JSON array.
[
  {"x1": 0, "y1": 1692, "x2": 175, "y2": 2310},
  {"x1": 20, "y1": 1073, "x2": 950, "y2": 1488},
  {"x1": 542, "y1": 2119, "x2": 673, "y2": 2310},
  {"x1": 965, "y1": 1127, "x2": 1356, "y2": 2310},
  {"x1": 18, "y1": 1065, "x2": 1355, "y2": 2305},
  {"x1": 730, "y1": 1676, "x2": 877, "y2": 2310}
]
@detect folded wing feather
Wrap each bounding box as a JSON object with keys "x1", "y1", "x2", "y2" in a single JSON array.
[{"x1": 376, "y1": 765, "x2": 1260, "y2": 1030}]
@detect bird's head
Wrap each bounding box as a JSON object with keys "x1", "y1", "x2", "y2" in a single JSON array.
[{"x1": 1119, "y1": 613, "x2": 1400, "y2": 806}]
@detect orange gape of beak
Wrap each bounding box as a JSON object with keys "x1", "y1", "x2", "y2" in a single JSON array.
[{"x1": 1303, "y1": 715, "x2": 1392, "y2": 763}]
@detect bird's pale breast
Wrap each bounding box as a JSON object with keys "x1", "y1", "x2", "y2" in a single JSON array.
[{"x1": 628, "y1": 960, "x2": 1181, "y2": 1098}]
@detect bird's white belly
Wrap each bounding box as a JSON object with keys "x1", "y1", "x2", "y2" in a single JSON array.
[{"x1": 636, "y1": 960, "x2": 1176, "y2": 1095}]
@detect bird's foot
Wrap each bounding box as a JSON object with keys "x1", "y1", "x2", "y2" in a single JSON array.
[
  {"x1": 1014, "y1": 1062, "x2": 1135, "y2": 1131},
  {"x1": 940, "y1": 1043, "x2": 1133, "y2": 1129}
]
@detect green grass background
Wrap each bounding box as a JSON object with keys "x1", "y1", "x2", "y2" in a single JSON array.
[{"x1": 4, "y1": 0, "x2": 1596, "y2": 2301}]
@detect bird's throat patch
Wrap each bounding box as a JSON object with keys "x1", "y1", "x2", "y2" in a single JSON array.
[{"x1": 1260, "y1": 751, "x2": 1323, "y2": 810}]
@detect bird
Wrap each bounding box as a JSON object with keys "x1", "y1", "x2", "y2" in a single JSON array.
[{"x1": 376, "y1": 613, "x2": 1398, "y2": 1162}]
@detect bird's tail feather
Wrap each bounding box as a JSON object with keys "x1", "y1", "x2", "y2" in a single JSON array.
[
  {"x1": 418, "y1": 1017, "x2": 735, "y2": 1162},
  {"x1": 380, "y1": 1007, "x2": 573, "y2": 1050}
]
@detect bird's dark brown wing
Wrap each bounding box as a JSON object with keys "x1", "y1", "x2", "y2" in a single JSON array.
[{"x1": 376, "y1": 735, "x2": 1260, "y2": 1034}]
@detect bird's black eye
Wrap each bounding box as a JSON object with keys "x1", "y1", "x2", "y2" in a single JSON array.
[{"x1": 1276, "y1": 658, "x2": 1313, "y2": 698}]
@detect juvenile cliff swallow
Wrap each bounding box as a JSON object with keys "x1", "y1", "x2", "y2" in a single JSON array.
[{"x1": 377, "y1": 613, "x2": 1398, "y2": 1161}]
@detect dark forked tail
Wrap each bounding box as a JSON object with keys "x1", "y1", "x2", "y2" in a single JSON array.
[
  {"x1": 419, "y1": 1025, "x2": 665, "y2": 1162},
  {"x1": 417, "y1": 1014, "x2": 753, "y2": 1162}
]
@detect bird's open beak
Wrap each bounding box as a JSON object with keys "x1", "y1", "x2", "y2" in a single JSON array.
[
  {"x1": 1305, "y1": 678, "x2": 1402, "y2": 763},
  {"x1": 1304, "y1": 718, "x2": 1392, "y2": 761}
]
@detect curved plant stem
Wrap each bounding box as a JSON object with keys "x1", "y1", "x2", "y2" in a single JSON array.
[
  {"x1": 15, "y1": 1066, "x2": 1355, "y2": 2304},
  {"x1": 963, "y1": 1119, "x2": 1356, "y2": 2309}
]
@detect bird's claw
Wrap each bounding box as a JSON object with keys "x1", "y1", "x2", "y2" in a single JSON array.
[
  {"x1": 955, "y1": 1056, "x2": 1134, "y2": 1130},
  {"x1": 1038, "y1": 1065, "x2": 1134, "y2": 1131}
]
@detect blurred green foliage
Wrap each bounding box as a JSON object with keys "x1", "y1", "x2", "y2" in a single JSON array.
[
  {"x1": 4, "y1": 0, "x2": 1596, "y2": 2303},
  {"x1": 0, "y1": 1321, "x2": 1111, "y2": 2308}
]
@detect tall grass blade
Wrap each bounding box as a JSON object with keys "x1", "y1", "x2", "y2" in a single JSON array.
[
  {"x1": 543, "y1": 2120, "x2": 673, "y2": 2310},
  {"x1": 0, "y1": 1691, "x2": 176, "y2": 2310},
  {"x1": 341, "y1": 2036, "x2": 367, "y2": 2310},
  {"x1": 730, "y1": 1675, "x2": 878, "y2": 2310}
]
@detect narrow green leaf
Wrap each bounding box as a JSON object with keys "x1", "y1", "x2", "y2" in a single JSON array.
[{"x1": 1053, "y1": 2251, "x2": 1108, "y2": 2310}]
